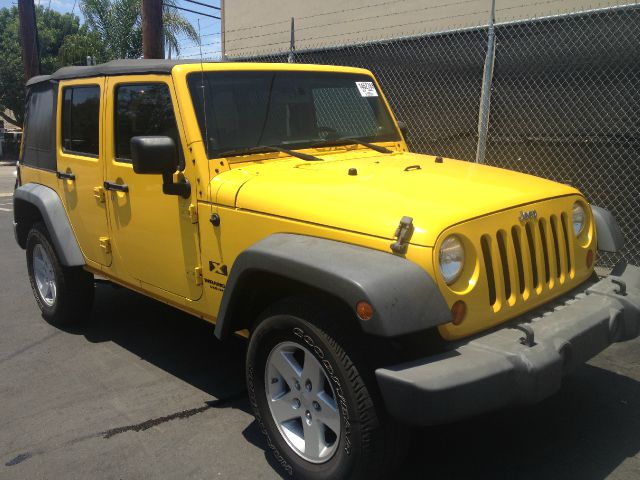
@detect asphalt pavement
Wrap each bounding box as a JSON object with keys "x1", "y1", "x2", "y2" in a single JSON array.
[{"x1": 1, "y1": 164, "x2": 639, "y2": 479}]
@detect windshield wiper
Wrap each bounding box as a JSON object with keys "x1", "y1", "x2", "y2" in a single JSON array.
[
  {"x1": 319, "y1": 137, "x2": 393, "y2": 154},
  {"x1": 215, "y1": 145, "x2": 323, "y2": 161}
]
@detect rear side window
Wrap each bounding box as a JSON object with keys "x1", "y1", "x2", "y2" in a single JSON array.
[
  {"x1": 61, "y1": 86, "x2": 100, "y2": 157},
  {"x1": 22, "y1": 81, "x2": 58, "y2": 170},
  {"x1": 114, "y1": 83, "x2": 181, "y2": 162}
]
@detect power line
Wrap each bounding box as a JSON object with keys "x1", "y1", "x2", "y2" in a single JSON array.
[
  {"x1": 164, "y1": 3, "x2": 220, "y2": 19},
  {"x1": 183, "y1": 0, "x2": 220, "y2": 11}
]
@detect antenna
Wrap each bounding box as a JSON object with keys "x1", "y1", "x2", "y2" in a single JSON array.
[{"x1": 197, "y1": 18, "x2": 210, "y2": 159}]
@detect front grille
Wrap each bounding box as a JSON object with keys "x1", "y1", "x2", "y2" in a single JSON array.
[{"x1": 480, "y1": 213, "x2": 573, "y2": 310}]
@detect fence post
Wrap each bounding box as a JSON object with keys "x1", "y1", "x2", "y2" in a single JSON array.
[
  {"x1": 288, "y1": 17, "x2": 295, "y2": 63},
  {"x1": 476, "y1": 0, "x2": 497, "y2": 164}
]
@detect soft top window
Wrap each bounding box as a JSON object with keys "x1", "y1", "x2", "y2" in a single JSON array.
[{"x1": 22, "y1": 81, "x2": 58, "y2": 170}]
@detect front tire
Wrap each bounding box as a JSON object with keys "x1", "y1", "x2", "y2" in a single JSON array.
[
  {"x1": 246, "y1": 299, "x2": 405, "y2": 479},
  {"x1": 26, "y1": 222, "x2": 94, "y2": 326}
]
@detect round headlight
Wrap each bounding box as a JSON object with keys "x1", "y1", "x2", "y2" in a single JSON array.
[
  {"x1": 572, "y1": 202, "x2": 586, "y2": 236},
  {"x1": 439, "y1": 235, "x2": 465, "y2": 285}
]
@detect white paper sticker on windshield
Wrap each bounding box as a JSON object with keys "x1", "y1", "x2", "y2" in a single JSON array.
[{"x1": 355, "y1": 81, "x2": 378, "y2": 97}]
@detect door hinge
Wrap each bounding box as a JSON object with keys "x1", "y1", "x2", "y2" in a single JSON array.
[
  {"x1": 194, "y1": 266, "x2": 203, "y2": 285},
  {"x1": 188, "y1": 204, "x2": 198, "y2": 223},
  {"x1": 93, "y1": 186, "x2": 105, "y2": 203},
  {"x1": 99, "y1": 237, "x2": 111, "y2": 254}
]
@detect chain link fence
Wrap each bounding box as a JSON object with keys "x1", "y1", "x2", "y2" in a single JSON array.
[{"x1": 227, "y1": 3, "x2": 639, "y2": 267}]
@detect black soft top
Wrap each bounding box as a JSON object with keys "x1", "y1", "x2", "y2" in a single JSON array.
[{"x1": 26, "y1": 59, "x2": 209, "y2": 87}]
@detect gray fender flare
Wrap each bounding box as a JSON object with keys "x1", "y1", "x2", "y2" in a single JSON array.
[
  {"x1": 14, "y1": 183, "x2": 85, "y2": 266},
  {"x1": 214, "y1": 233, "x2": 452, "y2": 339},
  {"x1": 591, "y1": 205, "x2": 624, "y2": 253}
]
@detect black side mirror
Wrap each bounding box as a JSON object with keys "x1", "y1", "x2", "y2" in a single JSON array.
[
  {"x1": 397, "y1": 120, "x2": 408, "y2": 139},
  {"x1": 131, "y1": 136, "x2": 178, "y2": 174},
  {"x1": 130, "y1": 136, "x2": 190, "y2": 198}
]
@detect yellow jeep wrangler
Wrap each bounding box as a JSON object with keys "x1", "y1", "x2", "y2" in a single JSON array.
[{"x1": 13, "y1": 60, "x2": 640, "y2": 479}]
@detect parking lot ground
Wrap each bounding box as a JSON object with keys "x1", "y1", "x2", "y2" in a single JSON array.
[{"x1": 1, "y1": 164, "x2": 639, "y2": 479}]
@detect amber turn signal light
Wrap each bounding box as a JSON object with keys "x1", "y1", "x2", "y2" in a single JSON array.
[
  {"x1": 586, "y1": 249, "x2": 594, "y2": 269},
  {"x1": 451, "y1": 300, "x2": 467, "y2": 325},
  {"x1": 356, "y1": 301, "x2": 374, "y2": 321}
]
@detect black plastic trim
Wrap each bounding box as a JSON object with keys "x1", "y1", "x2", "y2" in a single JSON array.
[
  {"x1": 376, "y1": 264, "x2": 640, "y2": 426},
  {"x1": 591, "y1": 205, "x2": 625, "y2": 253},
  {"x1": 214, "y1": 233, "x2": 451, "y2": 339},
  {"x1": 13, "y1": 183, "x2": 85, "y2": 266}
]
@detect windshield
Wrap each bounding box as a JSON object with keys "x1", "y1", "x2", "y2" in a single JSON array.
[{"x1": 187, "y1": 70, "x2": 400, "y2": 158}]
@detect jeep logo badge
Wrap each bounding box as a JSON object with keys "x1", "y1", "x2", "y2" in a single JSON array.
[{"x1": 519, "y1": 210, "x2": 538, "y2": 222}]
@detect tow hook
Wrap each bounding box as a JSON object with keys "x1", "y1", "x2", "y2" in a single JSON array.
[
  {"x1": 514, "y1": 324, "x2": 536, "y2": 347},
  {"x1": 611, "y1": 278, "x2": 627, "y2": 296}
]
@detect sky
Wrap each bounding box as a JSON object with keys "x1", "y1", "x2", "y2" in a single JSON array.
[{"x1": 0, "y1": 0, "x2": 222, "y2": 59}]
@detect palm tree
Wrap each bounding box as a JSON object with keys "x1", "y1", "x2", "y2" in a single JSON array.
[
  {"x1": 80, "y1": 0, "x2": 198, "y2": 59},
  {"x1": 162, "y1": 2, "x2": 200, "y2": 57}
]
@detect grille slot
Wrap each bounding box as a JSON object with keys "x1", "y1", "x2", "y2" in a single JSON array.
[
  {"x1": 497, "y1": 231, "x2": 512, "y2": 301},
  {"x1": 539, "y1": 220, "x2": 551, "y2": 284},
  {"x1": 481, "y1": 235, "x2": 497, "y2": 306},
  {"x1": 525, "y1": 222, "x2": 539, "y2": 289},
  {"x1": 561, "y1": 213, "x2": 572, "y2": 274},
  {"x1": 511, "y1": 226, "x2": 526, "y2": 295},
  {"x1": 550, "y1": 215, "x2": 562, "y2": 279}
]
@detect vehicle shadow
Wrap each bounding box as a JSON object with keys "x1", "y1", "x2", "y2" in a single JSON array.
[
  {"x1": 69, "y1": 281, "x2": 289, "y2": 477},
  {"x1": 402, "y1": 363, "x2": 640, "y2": 479},
  {"x1": 67, "y1": 282, "x2": 250, "y2": 410},
  {"x1": 64, "y1": 283, "x2": 639, "y2": 479}
]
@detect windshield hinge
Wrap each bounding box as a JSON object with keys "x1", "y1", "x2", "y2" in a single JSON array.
[
  {"x1": 390, "y1": 216, "x2": 414, "y2": 254},
  {"x1": 188, "y1": 204, "x2": 198, "y2": 223},
  {"x1": 194, "y1": 266, "x2": 203, "y2": 286}
]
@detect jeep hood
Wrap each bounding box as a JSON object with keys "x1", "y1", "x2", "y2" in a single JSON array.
[{"x1": 214, "y1": 151, "x2": 578, "y2": 247}]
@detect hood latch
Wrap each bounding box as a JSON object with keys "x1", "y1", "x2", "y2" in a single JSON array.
[{"x1": 390, "y1": 216, "x2": 414, "y2": 254}]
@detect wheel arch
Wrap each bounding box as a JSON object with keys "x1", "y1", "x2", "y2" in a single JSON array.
[
  {"x1": 214, "y1": 234, "x2": 452, "y2": 340},
  {"x1": 14, "y1": 183, "x2": 85, "y2": 266}
]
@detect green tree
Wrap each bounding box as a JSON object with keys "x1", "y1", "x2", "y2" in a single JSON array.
[
  {"x1": 0, "y1": 6, "x2": 101, "y2": 126},
  {"x1": 80, "y1": 0, "x2": 198, "y2": 59}
]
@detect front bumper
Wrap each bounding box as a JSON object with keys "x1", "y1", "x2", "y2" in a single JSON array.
[{"x1": 376, "y1": 263, "x2": 640, "y2": 426}]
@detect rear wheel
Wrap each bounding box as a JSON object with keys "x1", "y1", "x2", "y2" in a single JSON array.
[
  {"x1": 246, "y1": 299, "x2": 407, "y2": 480},
  {"x1": 26, "y1": 222, "x2": 94, "y2": 326}
]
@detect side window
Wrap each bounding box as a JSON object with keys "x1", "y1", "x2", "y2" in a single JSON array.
[
  {"x1": 61, "y1": 85, "x2": 100, "y2": 157},
  {"x1": 22, "y1": 80, "x2": 58, "y2": 170},
  {"x1": 114, "y1": 83, "x2": 182, "y2": 165}
]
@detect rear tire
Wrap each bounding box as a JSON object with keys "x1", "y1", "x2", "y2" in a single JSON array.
[
  {"x1": 26, "y1": 222, "x2": 94, "y2": 326},
  {"x1": 246, "y1": 298, "x2": 407, "y2": 480}
]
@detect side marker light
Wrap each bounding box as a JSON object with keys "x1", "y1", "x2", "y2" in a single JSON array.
[{"x1": 356, "y1": 301, "x2": 374, "y2": 321}]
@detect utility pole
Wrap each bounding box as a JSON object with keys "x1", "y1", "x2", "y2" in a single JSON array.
[
  {"x1": 18, "y1": 0, "x2": 40, "y2": 81},
  {"x1": 142, "y1": 0, "x2": 165, "y2": 59}
]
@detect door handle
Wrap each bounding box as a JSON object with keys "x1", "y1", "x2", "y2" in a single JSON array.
[
  {"x1": 56, "y1": 171, "x2": 76, "y2": 181},
  {"x1": 103, "y1": 181, "x2": 129, "y2": 193}
]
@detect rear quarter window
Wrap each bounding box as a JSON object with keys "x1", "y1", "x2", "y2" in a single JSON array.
[{"x1": 22, "y1": 81, "x2": 58, "y2": 170}]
